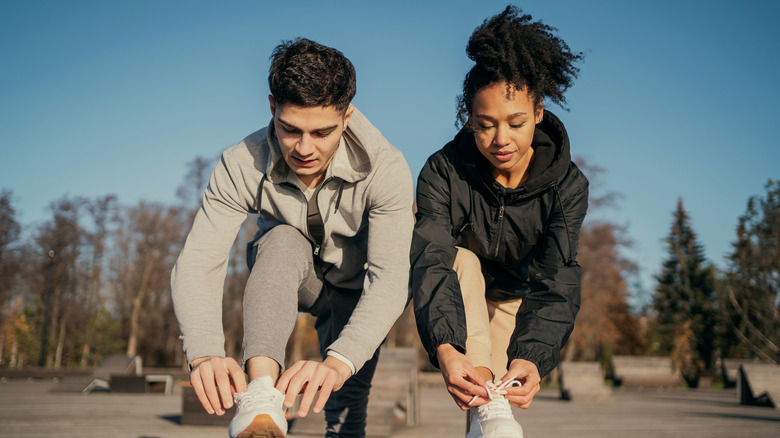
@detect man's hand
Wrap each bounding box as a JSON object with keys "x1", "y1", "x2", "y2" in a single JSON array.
[
  {"x1": 275, "y1": 356, "x2": 352, "y2": 418},
  {"x1": 499, "y1": 358, "x2": 541, "y2": 409},
  {"x1": 189, "y1": 356, "x2": 247, "y2": 415},
  {"x1": 435, "y1": 344, "x2": 489, "y2": 410}
]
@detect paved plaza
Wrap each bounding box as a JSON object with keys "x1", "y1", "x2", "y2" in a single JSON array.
[{"x1": 1, "y1": 377, "x2": 779, "y2": 437}]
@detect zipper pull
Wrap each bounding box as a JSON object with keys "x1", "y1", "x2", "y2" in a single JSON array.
[
  {"x1": 498, "y1": 204, "x2": 505, "y2": 221},
  {"x1": 313, "y1": 244, "x2": 321, "y2": 256}
]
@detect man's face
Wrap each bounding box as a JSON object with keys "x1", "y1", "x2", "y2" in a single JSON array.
[{"x1": 270, "y1": 96, "x2": 353, "y2": 188}]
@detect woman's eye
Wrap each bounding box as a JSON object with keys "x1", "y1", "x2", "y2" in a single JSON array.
[{"x1": 510, "y1": 123, "x2": 525, "y2": 129}]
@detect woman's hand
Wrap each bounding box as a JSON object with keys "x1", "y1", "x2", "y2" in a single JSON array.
[
  {"x1": 435, "y1": 344, "x2": 490, "y2": 410},
  {"x1": 499, "y1": 358, "x2": 541, "y2": 409}
]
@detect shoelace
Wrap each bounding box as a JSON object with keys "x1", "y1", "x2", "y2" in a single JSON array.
[
  {"x1": 468, "y1": 378, "x2": 522, "y2": 406},
  {"x1": 233, "y1": 386, "x2": 284, "y2": 411},
  {"x1": 475, "y1": 396, "x2": 515, "y2": 421}
]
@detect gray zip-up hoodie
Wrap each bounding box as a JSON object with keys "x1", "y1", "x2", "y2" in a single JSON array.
[{"x1": 171, "y1": 108, "x2": 414, "y2": 371}]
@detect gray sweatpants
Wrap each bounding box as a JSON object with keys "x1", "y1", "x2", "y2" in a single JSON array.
[{"x1": 242, "y1": 224, "x2": 380, "y2": 438}]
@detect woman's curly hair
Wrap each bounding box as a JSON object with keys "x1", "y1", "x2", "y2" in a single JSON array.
[{"x1": 456, "y1": 5, "x2": 583, "y2": 128}]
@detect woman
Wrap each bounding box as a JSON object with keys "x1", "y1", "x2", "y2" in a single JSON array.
[{"x1": 412, "y1": 6, "x2": 588, "y2": 437}]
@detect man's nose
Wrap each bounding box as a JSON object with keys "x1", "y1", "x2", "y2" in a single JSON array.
[{"x1": 296, "y1": 134, "x2": 315, "y2": 155}]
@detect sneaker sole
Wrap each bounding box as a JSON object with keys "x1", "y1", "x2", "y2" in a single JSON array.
[{"x1": 235, "y1": 414, "x2": 286, "y2": 438}]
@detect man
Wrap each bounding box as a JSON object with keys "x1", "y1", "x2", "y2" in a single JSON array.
[{"x1": 171, "y1": 38, "x2": 414, "y2": 438}]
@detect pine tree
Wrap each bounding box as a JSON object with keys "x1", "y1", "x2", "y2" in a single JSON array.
[{"x1": 653, "y1": 199, "x2": 717, "y2": 384}]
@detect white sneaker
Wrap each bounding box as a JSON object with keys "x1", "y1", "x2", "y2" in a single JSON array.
[
  {"x1": 465, "y1": 379, "x2": 524, "y2": 438},
  {"x1": 228, "y1": 376, "x2": 288, "y2": 438}
]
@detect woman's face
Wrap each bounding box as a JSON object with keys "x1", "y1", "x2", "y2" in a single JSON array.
[{"x1": 470, "y1": 82, "x2": 542, "y2": 186}]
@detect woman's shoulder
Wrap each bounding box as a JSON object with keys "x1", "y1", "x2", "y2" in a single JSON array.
[
  {"x1": 425, "y1": 129, "x2": 474, "y2": 169},
  {"x1": 558, "y1": 161, "x2": 590, "y2": 201}
]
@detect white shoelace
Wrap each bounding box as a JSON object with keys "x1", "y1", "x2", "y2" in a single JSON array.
[
  {"x1": 233, "y1": 385, "x2": 284, "y2": 412},
  {"x1": 474, "y1": 396, "x2": 516, "y2": 421},
  {"x1": 468, "y1": 378, "x2": 522, "y2": 406}
]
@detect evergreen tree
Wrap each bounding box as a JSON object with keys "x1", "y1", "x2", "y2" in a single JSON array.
[
  {"x1": 719, "y1": 180, "x2": 779, "y2": 363},
  {"x1": 653, "y1": 199, "x2": 717, "y2": 383}
]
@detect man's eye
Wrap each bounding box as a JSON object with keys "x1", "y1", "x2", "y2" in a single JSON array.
[{"x1": 314, "y1": 130, "x2": 333, "y2": 138}]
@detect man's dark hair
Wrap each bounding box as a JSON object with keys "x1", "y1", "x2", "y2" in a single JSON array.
[
  {"x1": 456, "y1": 5, "x2": 584, "y2": 128},
  {"x1": 268, "y1": 38, "x2": 356, "y2": 113}
]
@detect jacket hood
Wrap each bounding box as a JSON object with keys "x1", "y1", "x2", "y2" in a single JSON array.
[{"x1": 453, "y1": 110, "x2": 572, "y2": 195}]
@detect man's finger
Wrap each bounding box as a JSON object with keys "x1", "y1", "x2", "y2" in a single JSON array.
[
  {"x1": 195, "y1": 363, "x2": 225, "y2": 415},
  {"x1": 190, "y1": 370, "x2": 215, "y2": 414},
  {"x1": 227, "y1": 359, "x2": 247, "y2": 394},
  {"x1": 214, "y1": 367, "x2": 234, "y2": 410},
  {"x1": 276, "y1": 360, "x2": 304, "y2": 394},
  {"x1": 283, "y1": 362, "x2": 314, "y2": 409},
  {"x1": 313, "y1": 375, "x2": 336, "y2": 414},
  {"x1": 297, "y1": 372, "x2": 321, "y2": 417}
]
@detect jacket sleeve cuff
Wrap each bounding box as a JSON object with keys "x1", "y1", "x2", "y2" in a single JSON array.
[
  {"x1": 326, "y1": 350, "x2": 357, "y2": 376},
  {"x1": 509, "y1": 345, "x2": 557, "y2": 378}
]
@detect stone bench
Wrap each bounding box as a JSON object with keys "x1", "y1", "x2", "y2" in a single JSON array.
[
  {"x1": 721, "y1": 358, "x2": 764, "y2": 389},
  {"x1": 610, "y1": 355, "x2": 681, "y2": 388},
  {"x1": 49, "y1": 355, "x2": 142, "y2": 394},
  {"x1": 110, "y1": 373, "x2": 173, "y2": 394},
  {"x1": 180, "y1": 380, "x2": 235, "y2": 426},
  {"x1": 721, "y1": 358, "x2": 742, "y2": 388},
  {"x1": 559, "y1": 361, "x2": 612, "y2": 403},
  {"x1": 738, "y1": 363, "x2": 780, "y2": 409}
]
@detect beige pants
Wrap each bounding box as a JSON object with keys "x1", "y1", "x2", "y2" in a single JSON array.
[{"x1": 453, "y1": 247, "x2": 522, "y2": 378}]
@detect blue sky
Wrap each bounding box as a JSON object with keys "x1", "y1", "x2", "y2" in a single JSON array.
[{"x1": 2, "y1": 0, "x2": 779, "y2": 306}]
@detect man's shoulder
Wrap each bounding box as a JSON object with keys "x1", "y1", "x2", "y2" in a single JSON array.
[
  {"x1": 347, "y1": 108, "x2": 410, "y2": 179},
  {"x1": 221, "y1": 127, "x2": 271, "y2": 169}
]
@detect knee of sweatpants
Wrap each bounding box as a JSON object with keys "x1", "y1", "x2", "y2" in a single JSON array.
[{"x1": 253, "y1": 224, "x2": 312, "y2": 263}]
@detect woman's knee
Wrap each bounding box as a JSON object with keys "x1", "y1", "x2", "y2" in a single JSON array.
[{"x1": 453, "y1": 247, "x2": 483, "y2": 282}]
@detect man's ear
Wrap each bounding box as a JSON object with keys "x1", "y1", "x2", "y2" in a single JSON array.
[
  {"x1": 343, "y1": 104, "x2": 355, "y2": 128},
  {"x1": 269, "y1": 95, "x2": 276, "y2": 116}
]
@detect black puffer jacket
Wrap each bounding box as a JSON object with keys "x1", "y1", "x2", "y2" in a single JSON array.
[{"x1": 411, "y1": 111, "x2": 588, "y2": 377}]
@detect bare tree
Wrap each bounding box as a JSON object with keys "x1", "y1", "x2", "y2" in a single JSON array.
[
  {"x1": 33, "y1": 196, "x2": 87, "y2": 368},
  {"x1": 177, "y1": 155, "x2": 218, "y2": 221},
  {"x1": 78, "y1": 195, "x2": 118, "y2": 368},
  {"x1": 565, "y1": 159, "x2": 643, "y2": 364},
  {"x1": 0, "y1": 189, "x2": 22, "y2": 332},
  {"x1": 719, "y1": 180, "x2": 780, "y2": 363},
  {"x1": 111, "y1": 202, "x2": 184, "y2": 365}
]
